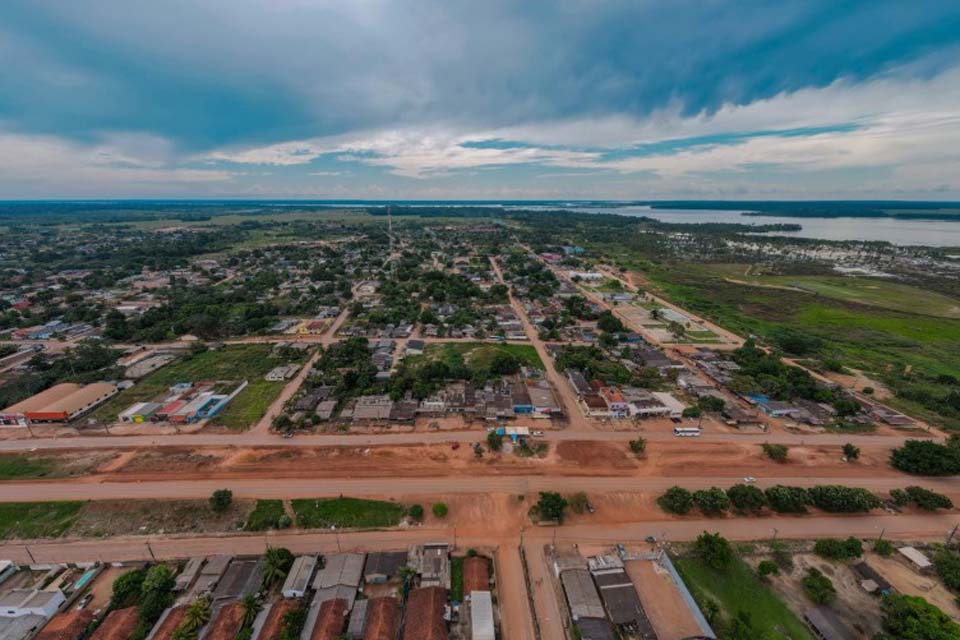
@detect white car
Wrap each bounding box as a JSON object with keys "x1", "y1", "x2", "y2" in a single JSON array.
[
  {"x1": 743, "y1": 476, "x2": 757, "y2": 484},
  {"x1": 532, "y1": 430, "x2": 545, "y2": 437}
]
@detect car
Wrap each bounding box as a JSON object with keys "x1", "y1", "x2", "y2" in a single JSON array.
[
  {"x1": 532, "y1": 430, "x2": 545, "y2": 437},
  {"x1": 282, "y1": 431, "x2": 293, "y2": 439},
  {"x1": 743, "y1": 476, "x2": 757, "y2": 483},
  {"x1": 585, "y1": 501, "x2": 595, "y2": 514},
  {"x1": 76, "y1": 594, "x2": 93, "y2": 610},
  {"x1": 645, "y1": 535, "x2": 657, "y2": 543},
  {"x1": 670, "y1": 417, "x2": 682, "y2": 424}
]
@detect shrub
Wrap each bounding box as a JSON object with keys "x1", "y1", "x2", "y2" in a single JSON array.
[
  {"x1": 802, "y1": 568, "x2": 836, "y2": 605},
  {"x1": 682, "y1": 406, "x2": 702, "y2": 418},
  {"x1": 813, "y1": 537, "x2": 863, "y2": 560},
  {"x1": 693, "y1": 487, "x2": 730, "y2": 516},
  {"x1": 757, "y1": 560, "x2": 779, "y2": 577},
  {"x1": 879, "y1": 594, "x2": 960, "y2": 639},
  {"x1": 807, "y1": 485, "x2": 881, "y2": 513},
  {"x1": 657, "y1": 486, "x2": 694, "y2": 515},
  {"x1": 486, "y1": 430, "x2": 503, "y2": 452},
  {"x1": 873, "y1": 539, "x2": 895, "y2": 557},
  {"x1": 694, "y1": 531, "x2": 733, "y2": 571},
  {"x1": 209, "y1": 489, "x2": 233, "y2": 513},
  {"x1": 842, "y1": 443, "x2": 860, "y2": 460},
  {"x1": 432, "y1": 502, "x2": 448, "y2": 518},
  {"x1": 276, "y1": 514, "x2": 292, "y2": 529},
  {"x1": 726, "y1": 484, "x2": 767, "y2": 513},
  {"x1": 890, "y1": 488, "x2": 909, "y2": 507},
  {"x1": 934, "y1": 549, "x2": 960, "y2": 592},
  {"x1": 905, "y1": 486, "x2": 954, "y2": 511},
  {"x1": 628, "y1": 437, "x2": 646, "y2": 456},
  {"x1": 764, "y1": 485, "x2": 809, "y2": 513},
  {"x1": 568, "y1": 492, "x2": 589, "y2": 514},
  {"x1": 762, "y1": 443, "x2": 789, "y2": 462},
  {"x1": 535, "y1": 492, "x2": 567, "y2": 523},
  {"x1": 408, "y1": 504, "x2": 424, "y2": 521},
  {"x1": 890, "y1": 440, "x2": 960, "y2": 476}
]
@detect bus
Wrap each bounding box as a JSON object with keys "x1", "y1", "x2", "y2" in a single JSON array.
[{"x1": 673, "y1": 426, "x2": 702, "y2": 437}]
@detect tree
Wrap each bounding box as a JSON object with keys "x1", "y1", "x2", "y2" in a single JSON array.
[
  {"x1": 725, "y1": 611, "x2": 770, "y2": 640},
  {"x1": 905, "y1": 486, "x2": 954, "y2": 511},
  {"x1": 726, "y1": 484, "x2": 767, "y2": 513},
  {"x1": 240, "y1": 594, "x2": 262, "y2": 630},
  {"x1": 890, "y1": 488, "x2": 909, "y2": 507},
  {"x1": 693, "y1": 487, "x2": 730, "y2": 516},
  {"x1": 535, "y1": 491, "x2": 568, "y2": 523},
  {"x1": 698, "y1": 396, "x2": 726, "y2": 413},
  {"x1": 657, "y1": 486, "x2": 694, "y2": 515},
  {"x1": 802, "y1": 568, "x2": 836, "y2": 605},
  {"x1": 890, "y1": 440, "x2": 960, "y2": 476},
  {"x1": 874, "y1": 539, "x2": 895, "y2": 557},
  {"x1": 261, "y1": 547, "x2": 294, "y2": 590},
  {"x1": 682, "y1": 406, "x2": 702, "y2": 418},
  {"x1": 813, "y1": 537, "x2": 863, "y2": 560},
  {"x1": 175, "y1": 597, "x2": 212, "y2": 640},
  {"x1": 878, "y1": 594, "x2": 960, "y2": 640},
  {"x1": 408, "y1": 504, "x2": 424, "y2": 521},
  {"x1": 694, "y1": 531, "x2": 733, "y2": 570},
  {"x1": 842, "y1": 443, "x2": 860, "y2": 461},
  {"x1": 209, "y1": 489, "x2": 233, "y2": 513},
  {"x1": 764, "y1": 485, "x2": 809, "y2": 513},
  {"x1": 486, "y1": 430, "x2": 503, "y2": 452},
  {"x1": 628, "y1": 437, "x2": 646, "y2": 456},
  {"x1": 934, "y1": 549, "x2": 960, "y2": 591},
  {"x1": 807, "y1": 485, "x2": 881, "y2": 513},
  {"x1": 757, "y1": 560, "x2": 779, "y2": 577},
  {"x1": 762, "y1": 443, "x2": 789, "y2": 462},
  {"x1": 110, "y1": 569, "x2": 146, "y2": 609},
  {"x1": 568, "y1": 492, "x2": 589, "y2": 514},
  {"x1": 432, "y1": 502, "x2": 448, "y2": 518}
]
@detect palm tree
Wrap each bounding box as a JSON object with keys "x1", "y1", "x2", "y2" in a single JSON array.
[
  {"x1": 240, "y1": 594, "x2": 261, "y2": 629},
  {"x1": 180, "y1": 596, "x2": 212, "y2": 636},
  {"x1": 261, "y1": 546, "x2": 294, "y2": 590}
]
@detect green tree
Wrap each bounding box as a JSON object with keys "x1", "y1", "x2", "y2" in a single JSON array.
[
  {"x1": 628, "y1": 437, "x2": 646, "y2": 456},
  {"x1": 408, "y1": 504, "x2": 424, "y2": 521},
  {"x1": 657, "y1": 486, "x2": 694, "y2": 515},
  {"x1": 905, "y1": 486, "x2": 954, "y2": 511},
  {"x1": 240, "y1": 594, "x2": 261, "y2": 630},
  {"x1": 535, "y1": 491, "x2": 568, "y2": 523},
  {"x1": 890, "y1": 440, "x2": 960, "y2": 476},
  {"x1": 694, "y1": 531, "x2": 733, "y2": 571},
  {"x1": 874, "y1": 539, "x2": 895, "y2": 557},
  {"x1": 726, "y1": 484, "x2": 767, "y2": 513},
  {"x1": 842, "y1": 443, "x2": 860, "y2": 460},
  {"x1": 725, "y1": 611, "x2": 770, "y2": 640},
  {"x1": 813, "y1": 537, "x2": 863, "y2": 560},
  {"x1": 432, "y1": 502, "x2": 449, "y2": 518},
  {"x1": 209, "y1": 488, "x2": 233, "y2": 513},
  {"x1": 110, "y1": 569, "x2": 146, "y2": 609},
  {"x1": 807, "y1": 485, "x2": 881, "y2": 513},
  {"x1": 757, "y1": 560, "x2": 779, "y2": 577},
  {"x1": 878, "y1": 594, "x2": 960, "y2": 640},
  {"x1": 486, "y1": 430, "x2": 503, "y2": 452},
  {"x1": 764, "y1": 485, "x2": 810, "y2": 513},
  {"x1": 261, "y1": 547, "x2": 294, "y2": 590},
  {"x1": 934, "y1": 549, "x2": 960, "y2": 591},
  {"x1": 175, "y1": 597, "x2": 212, "y2": 640},
  {"x1": 762, "y1": 443, "x2": 789, "y2": 462},
  {"x1": 802, "y1": 567, "x2": 836, "y2": 604},
  {"x1": 693, "y1": 487, "x2": 730, "y2": 516}
]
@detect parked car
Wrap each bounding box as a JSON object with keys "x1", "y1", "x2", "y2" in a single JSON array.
[{"x1": 743, "y1": 476, "x2": 757, "y2": 483}]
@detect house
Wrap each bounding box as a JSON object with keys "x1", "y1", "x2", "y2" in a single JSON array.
[
  {"x1": 599, "y1": 387, "x2": 629, "y2": 418},
  {"x1": 174, "y1": 557, "x2": 205, "y2": 592},
  {"x1": 405, "y1": 339, "x2": 425, "y2": 356},
  {"x1": 463, "y1": 557, "x2": 490, "y2": 596},
  {"x1": 0, "y1": 562, "x2": 16, "y2": 587},
  {"x1": 354, "y1": 597, "x2": 398, "y2": 640},
  {"x1": 567, "y1": 370, "x2": 593, "y2": 397},
  {"x1": 471, "y1": 591, "x2": 495, "y2": 640},
  {"x1": 853, "y1": 562, "x2": 893, "y2": 596},
  {"x1": 528, "y1": 383, "x2": 561, "y2": 416},
  {"x1": 315, "y1": 400, "x2": 337, "y2": 421},
  {"x1": 265, "y1": 364, "x2": 300, "y2": 381},
  {"x1": 313, "y1": 553, "x2": 364, "y2": 609},
  {"x1": 749, "y1": 395, "x2": 796, "y2": 417},
  {"x1": 282, "y1": 556, "x2": 317, "y2": 598},
  {"x1": 310, "y1": 598, "x2": 348, "y2": 640},
  {"x1": 576, "y1": 618, "x2": 616, "y2": 640},
  {"x1": 347, "y1": 395, "x2": 394, "y2": 421},
  {"x1": 511, "y1": 382, "x2": 533, "y2": 414},
  {"x1": 363, "y1": 551, "x2": 408, "y2": 584},
  {"x1": 897, "y1": 546, "x2": 934, "y2": 574},
  {"x1": 411, "y1": 543, "x2": 451, "y2": 589},
  {"x1": 803, "y1": 606, "x2": 856, "y2": 640},
  {"x1": 561, "y1": 569, "x2": 606, "y2": 620},
  {"x1": 402, "y1": 587, "x2": 447, "y2": 640},
  {"x1": 651, "y1": 392, "x2": 687, "y2": 418},
  {"x1": 0, "y1": 589, "x2": 65, "y2": 618}
]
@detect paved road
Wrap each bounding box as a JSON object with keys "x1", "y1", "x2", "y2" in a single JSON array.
[{"x1": 3, "y1": 473, "x2": 958, "y2": 503}]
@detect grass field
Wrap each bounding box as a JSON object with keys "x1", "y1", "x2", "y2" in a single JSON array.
[
  {"x1": 0, "y1": 501, "x2": 85, "y2": 539},
  {"x1": 0, "y1": 455, "x2": 57, "y2": 480},
  {"x1": 425, "y1": 341, "x2": 543, "y2": 370},
  {"x1": 92, "y1": 344, "x2": 294, "y2": 430},
  {"x1": 291, "y1": 497, "x2": 406, "y2": 529},
  {"x1": 450, "y1": 556, "x2": 465, "y2": 601},
  {"x1": 245, "y1": 499, "x2": 286, "y2": 531},
  {"x1": 675, "y1": 554, "x2": 814, "y2": 640}
]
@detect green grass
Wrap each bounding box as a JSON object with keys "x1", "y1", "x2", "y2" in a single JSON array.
[
  {"x1": 425, "y1": 342, "x2": 543, "y2": 370},
  {"x1": 451, "y1": 556, "x2": 465, "y2": 601},
  {"x1": 0, "y1": 455, "x2": 58, "y2": 480},
  {"x1": 675, "y1": 554, "x2": 814, "y2": 640},
  {"x1": 0, "y1": 501, "x2": 85, "y2": 539},
  {"x1": 291, "y1": 497, "x2": 406, "y2": 529},
  {"x1": 92, "y1": 345, "x2": 293, "y2": 429},
  {"x1": 245, "y1": 499, "x2": 286, "y2": 531}
]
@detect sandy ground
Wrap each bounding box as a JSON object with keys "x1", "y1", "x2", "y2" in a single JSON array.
[
  {"x1": 625, "y1": 558, "x2": 703, "y2": 640},
  {"x1": 867, "y1": 552, "x2": 960, "y2": 620}
]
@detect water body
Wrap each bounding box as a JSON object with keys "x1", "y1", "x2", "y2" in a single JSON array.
[{"x1": 526, "y1": 205, "x2": 960, "y2": 247}]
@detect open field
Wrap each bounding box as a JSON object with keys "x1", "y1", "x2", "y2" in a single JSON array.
[
  {"x1": 291, "y1": 497, "x2": 407, "y2": 529},
  {"x1": 91, "y1": 345, "x2": 290, "y2": 429},
  {"x1": 675, "y1": 553, "x2": 814, "y2": 640},
  {"x1": 245, "y1": 499, "x2": 285, "y2": 531},
  {"x1": 0, "y1": 501, "x2": 85, "y2": 539},
  {"x1": 423, "y1": 341, "x2": 544, "y2": 370},
  {"x1": 0, "y1": 451, "x2": 117, "y2": 480}
]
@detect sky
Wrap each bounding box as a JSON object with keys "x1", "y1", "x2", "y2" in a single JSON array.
[{"x1": 2, "y1": 1, "x2": 960, "y2": 200}]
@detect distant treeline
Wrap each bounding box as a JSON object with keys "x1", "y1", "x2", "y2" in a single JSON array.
[{"x1": 642, "y1": 200, "x2": 960, "y2": 221}]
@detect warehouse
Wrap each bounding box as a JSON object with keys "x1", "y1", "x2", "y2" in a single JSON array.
[{"x1": 0, "y1": 382, "x2": 116, "y2": 425}]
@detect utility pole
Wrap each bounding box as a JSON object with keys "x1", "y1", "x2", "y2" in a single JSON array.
[
  {"x1": 24, "y1": 545, "x2": 36, "y2": 564},
  {"x1": 146, "y1": 541, "x2": 156, "y2": 562},
  {"x1": 947, "y1": 523, "x2": 959, "y2": 547}
]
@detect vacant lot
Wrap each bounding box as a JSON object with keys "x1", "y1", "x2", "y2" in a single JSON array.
[
  {"x1": 91, "y1": 345, "x2": 294, "y2": 429},
  {"x1": 425, "y1": 341, "x2": 543, "y2": 370},
  {"x1": 675, "y1": 553, "x2": 813, "y2": 640},
  {"x1": 0, "y1": 452, "x2": 117, "y2": 480},
  {"x1": 291, "y1": 497, "x2": 406, "y2": 529},
  {"x1": 0, "y1": 501, "x2": 85, "y2": 539},
  {"x1": 245, "y1": 499, "x2": 286, "y2": 531},
  {"x1": 67, "y1": 499, "x2": 254, "y2": 537}
]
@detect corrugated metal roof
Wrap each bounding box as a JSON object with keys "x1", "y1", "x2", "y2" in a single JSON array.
[{"x1": 470, "y1": 591, "x2": 495, "y2": 640}]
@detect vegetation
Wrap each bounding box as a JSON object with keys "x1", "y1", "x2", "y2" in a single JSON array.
[
  {"x1": 726, "y1": 484, "x2": 767, "y2": 513},
  {"x1": 657, "y1": 486, "x2": 694, "y2": 515},
  {"x1": 209, "y1": 489, "x2": 233, "y2": 513},
  {"x1": 757, "y1": 560, "x2": 779, "y2": 577},
  {"x1": 450, "y1": 556, "x2": 464, "y2": 601},
  {"x1": 873, "y1": 539, "x2": 895, "y2": 556},
  {"x1": 877, "y1": 594, "x2": 960, "y2": 640},
  {"x1": 842, "y1": 443, "x2": 860, "y2": 460},
  {"x1": 694, "y1": 531, "x2": 734, "y2": 570},
  {"x1": 904, "y1": 486, "x2": 954, "y2": 511},
  {"x1": 534, "y1": 491, "x2": 568, "y2": 523},
  {"x1": 693, "y1": 487, "x2": 730, "y2": 516},
  {"x1": 568, "y1": 492, "x2": 590, "y2": 515},
  {"x1": 172, "y1": 596, "x2": 212, "y2": 640},
  {"x1": 764, "y1": 485, "x2": 810, "y2": 513},
  {"x1": 291, "y1": 497, "x2": 406, "y2": 529},
  {"x1": 801, "y1": 568, "x2": 836, "y2": 605},
  {"x1": 761, "y1": 443, "x2": 789, "y2": 462},
  {"x1": 261, "y1": 547, "x2": 294, "y2": 590},
  {"x1": 0, "y1": 455, "x2": 58, "y2": 480},
  {"x1": 432, "y1": 502, "x2": 449, "y2": 518},
  {"x1": 891, "y1": 439, "x2": 960, "y2": 475},
  {"x1": 813, "y1": 537, "x2": 863, "y2": 560},
  {"x1": 806, "y1": 485, "x2": 881, "y2": 513},
  {"x1": 108, "y1": 564, "x2": 177, "y2": 640},
  {"x1": 933, "y1": 548, "x2": 960, "y2": 592},
  {"x1": 245, "y1": 500, "x2": 286, "y2": 531},
  {"x1": 486, "y1": 430, "x2": 504, "y2": 452},
  {"x1": 628, "y1": 437, "x2": 647, "y2": 456},
  {"x1": 408, "y1": 504, "x2": 424, "y2": 521},
  {"x1": 0, "y1": 501, "x2": 84, "y2": 539}
]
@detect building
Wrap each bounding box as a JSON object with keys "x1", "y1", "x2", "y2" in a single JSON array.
[
  {"x1": 463, "y1": 557, "x2": 490, "y2": 596},
  {"x1": 576, "y1": 618, "x2": 616, "y2": 640},
  {"x1": 803, "y1": 606, "x2": 856, "y2": 640},
  {"x1": 470, "y1": 591, "x2": 495, "y2": 640},
  {"x1": 346, "y1": 395, "x2": 394, "y2": 421},
  {"x1": 405, "y1": 339, "x2": 425, "y2": 356},
  {"x1": 265, "y1": 364, "x2": 300, "y2": 381},
  {"x1": 527, "y1": 383, "x2": 561, "y2": 416},
  {"x1": 0, "y1": 562, "x2": 16, "y2": 587},
  {"x1": 411, "y1": 543, "x2": 451, "y2": 589},
  {"x1": 561, "y1": 569, "x2": 606, "y2": 620},
  {"x1": 651, "y1": 392, "x2": 686, "y2": 418},
  {"x1": 311, "y1": 598, "x2": 348, "y2": 640},
  {"x1": 853, "y1": 562, "x2": 893, "y2": 596},
  {"x1": 0, "y1": 590, "x2": 65, "y2": 618},
  {"x1": 599, "y1": 387, "x2": 628, "y2": 417},
  {"x1": 402, "y1": 587, "x2": 447, "y2": 640},
  {"x1": 897, "y1": 546, "x2": 934, "y2": 574},
  {"x1": 174, "y1": 557, "x2": 205, "y2": 592},
  {"x1": 363, "y1": 551, "x2": 408, "y2": 584},
  {"x1": 313, "y1": 553, "x2": 364, "y2": 609},
  {"x1": 90, "y1": 607, "x2": 139, "y2": 640},
  {"x1": 1, "y1": 382, "x2": 117, "y2": 425},
  {"x1": 356, "y1": 597, "x2": 398, "y2": 640},
  {"x1": 282, "y1": 556, "x2": 318, "y2": 599}
]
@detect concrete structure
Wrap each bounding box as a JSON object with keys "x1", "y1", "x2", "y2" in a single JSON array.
[
  {"x1": 470, "y1": 591, "x2": 494, "y2": 640},
  {"x1": 411, "y1": 544, "x2": 450, "y2": 590},
  {"x1": 897, "y1": 546, "x2": 934, "y2": 574},
  {"x1": 265, "y1": 364, "x2": 300, "y2": 381},
  {"x1": 283, "y1": 556, "x2": 318, "y2": 599},
  {"x1": 0, "y1": 590, "x2": 65, "y2": 618},
  {"x1": 560, "y1": 569, "x2": 605, "y2": 621}
]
